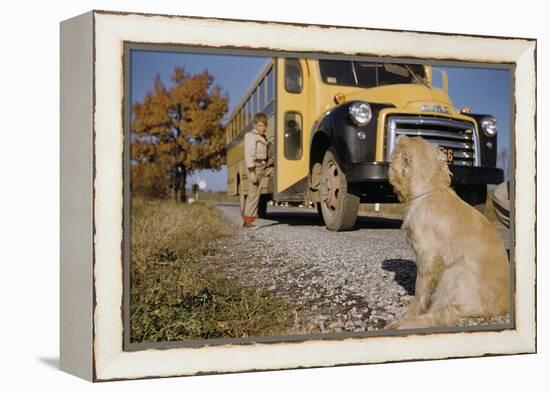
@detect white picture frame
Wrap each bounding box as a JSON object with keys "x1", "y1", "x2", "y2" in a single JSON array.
[{"x1": 60, "y1": 10, "x2": 536, "y2": 382}]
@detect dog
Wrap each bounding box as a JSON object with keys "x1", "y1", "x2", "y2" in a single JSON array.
[{"x1": 387, "y1": 135, "x2": 509, "y2": 329}]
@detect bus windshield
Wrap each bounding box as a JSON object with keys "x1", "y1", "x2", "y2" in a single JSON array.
[{"x1": 319, "y1": 60, "x2": 428, "y2": 88}]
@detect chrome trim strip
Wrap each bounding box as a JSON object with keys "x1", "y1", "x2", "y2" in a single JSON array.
[
  {"x1": 395, "y1": 128, "x2": 472, "y2": 140},
  {"x1": 471, "y1": 120, "x2": 481, "y2": 166},
  {"x1": 453, "y1": 151, "x2": 474, "y2": 159},
  {"x1": 387, "y1": 118, "x2": 397, "y2": 160},
  {"x1": 453, "y1": 160, "x2": 473, "y2": 166},
  {"x1": 388, "y1": 116, "x2": 473, "y2": 130},
  {"x1": 423, "y1": 139, "x2": 474, "y2": 150}
]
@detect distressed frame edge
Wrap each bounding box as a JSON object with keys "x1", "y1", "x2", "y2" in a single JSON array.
[
  {"x1": 512, "y1": 40, "x2": 537, "y2": 354},
  {"x1": 59, "y1": 11, "x2": 95, "y2": 382},
  {"x1": 90, "y1": 11, "x2": 537, "y2": 382},
  {"x1": 91, "y1": 8, "x2": 538, "y2": 42}
]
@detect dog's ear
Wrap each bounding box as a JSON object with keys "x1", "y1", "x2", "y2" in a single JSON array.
[
  {"x1": 393, "y1": 135, "x2": 411, "y2": 176},
  {"x1": 389, "y1": 138, "x2": 412, "y2": 202},
  {"x1": 391, "y1": 139, "x2": 410, "y2": 171},
  {"x1": 396, "y1": 146, "x2": 411, "y2": 178},
  {"x1": 402, "y1": 151, "x2": 411, "y2": 178},
  {"x1": 436, "y1": 147, "x2": 447, "y2": 166}
]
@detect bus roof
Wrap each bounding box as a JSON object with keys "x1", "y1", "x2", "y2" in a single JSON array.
[{"x1": 223, "y1": 57, "x2": 274, "y2": 126}]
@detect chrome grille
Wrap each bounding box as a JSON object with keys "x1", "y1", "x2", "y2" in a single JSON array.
[{"x1": 386, "y1": 116, "x2": 480, "y2": 166}]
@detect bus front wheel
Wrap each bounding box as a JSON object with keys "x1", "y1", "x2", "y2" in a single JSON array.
[{"x1": 319, "y1": 149, "x2": 360, "y2": 231}]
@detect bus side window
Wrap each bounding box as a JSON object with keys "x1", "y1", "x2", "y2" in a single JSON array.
[
  {"x1": 285, "y1": 58, "x2": 302, "y2": 93},
  {"x1": 252, "y1": 88, "x2": 258, "y2": 118},
  {"x1": 266, "y1": 68, "x2": 274, "y2": 102},
  {"x1": 284, "y1": 112, "x2": 302, "y2": 160},
  {"x1": 259, "y1": 79, "x2": 265, "y2": 111}
]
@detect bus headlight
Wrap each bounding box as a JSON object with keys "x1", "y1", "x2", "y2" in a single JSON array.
[
  {"x1": 349, "y1": 102, "x2": 372, "y2": 126},
  {"x1": 481, "y1": 116, "x2": 498, "y2": 137}
]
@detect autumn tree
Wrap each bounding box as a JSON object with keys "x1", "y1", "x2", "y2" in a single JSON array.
[{"x1": 131, "y1": 67, "x2": 229, "y2": 201}]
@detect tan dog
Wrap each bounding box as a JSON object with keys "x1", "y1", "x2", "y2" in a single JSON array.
[{"x1": 387, "y1": 135, "x2": 509, "y2": 329}]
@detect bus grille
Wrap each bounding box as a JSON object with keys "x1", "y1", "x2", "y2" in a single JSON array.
[{"x1": 386, "y1": 116, "x2": 480, "y2": 166}]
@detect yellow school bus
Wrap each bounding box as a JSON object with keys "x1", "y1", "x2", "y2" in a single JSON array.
[{"x1": 225, "y1": 58, "x2": 503, "y2": 231}]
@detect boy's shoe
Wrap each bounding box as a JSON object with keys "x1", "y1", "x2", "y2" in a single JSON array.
[{"x1": 242, "y1": 222, "x2": 258, "y2": 229}]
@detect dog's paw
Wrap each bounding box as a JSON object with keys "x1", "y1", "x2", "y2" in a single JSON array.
[
  {"x1": 390, "y1": 315, "x2": 436, "y2": 329},
  {"x1": 386, "y1": 320, "x2": 402, "y2": 330},
  {"x1": 386, "y1": 316, "x2": 430, "y2": 330}
]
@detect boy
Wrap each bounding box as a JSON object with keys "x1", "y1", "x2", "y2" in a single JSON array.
[{"x1": 242, "y1": 112, "x2": 273, "y2": 228}]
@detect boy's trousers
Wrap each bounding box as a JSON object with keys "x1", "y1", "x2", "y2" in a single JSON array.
[{"x1": 243, "y1": 161, "x2": 273, "y2": 221}]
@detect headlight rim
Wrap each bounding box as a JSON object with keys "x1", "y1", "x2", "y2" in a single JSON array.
[
  {"x1": 481, "y1": 115, "x2": 498, "y2": 137},
  {"x1": 348, "y1": 101, "x2": 373, "y2": 126}
]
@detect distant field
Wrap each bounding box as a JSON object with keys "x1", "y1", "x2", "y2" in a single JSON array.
[{"x1": 187, "y1": 189, "x2": 238, "y2": 203}]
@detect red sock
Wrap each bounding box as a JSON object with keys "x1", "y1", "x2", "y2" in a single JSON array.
[{"x1": 243, "y1": 215, "x2": 256, "y2": 224}]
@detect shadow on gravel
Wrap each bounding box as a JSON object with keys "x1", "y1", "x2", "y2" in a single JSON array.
[
  {"x1": 355, "y1": 215, "x2": 403, "y2": 229},
  {"x1": 261, "y1": 211, "x2": 324, "y2": 226},
  {"x1": 260, "y1": 210, "x2": 403, "y2": 230},
  {"x1": 382, "y1": 259, "x2": 417, "y2": 295},
  {"x1": 215, "y1": 203, "x2": 403, "y2": 230}
]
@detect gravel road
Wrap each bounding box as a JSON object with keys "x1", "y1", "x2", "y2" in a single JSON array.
[{"x1": 202, "y1": 202, "x2": 511, "y2": 334}]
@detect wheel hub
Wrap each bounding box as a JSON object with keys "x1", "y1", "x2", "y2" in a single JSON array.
[{"x1": 321, "y1": 160, "x2": 340, "y2": 214}]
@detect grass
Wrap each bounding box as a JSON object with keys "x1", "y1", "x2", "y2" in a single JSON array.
[{"x1": 130, "y1": 197, "x2": 294, "y2": 343}]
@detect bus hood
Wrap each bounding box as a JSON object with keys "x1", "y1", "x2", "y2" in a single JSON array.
[{"x1": 344, "y1": 84, "x2": 453, "y2": 110}]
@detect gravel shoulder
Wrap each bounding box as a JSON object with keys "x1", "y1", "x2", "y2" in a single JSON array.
[{"x1": 202, "y1": 203, "x2": 511, "y2": 334}]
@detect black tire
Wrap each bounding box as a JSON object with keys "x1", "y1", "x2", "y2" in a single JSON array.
[
  {"x1": 319, "y1": 148, "x2": 360, "y2": 231},
  {"x1": 316, "y1": 202, "x2": 326, "y2": 225},
  {"x1": 258, "y1": 194, "x2": 270, "y2": 218}
]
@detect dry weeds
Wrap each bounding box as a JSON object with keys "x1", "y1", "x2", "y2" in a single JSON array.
[{"x1": 130, "y1": 197, "x2": 294, "y2": 342}]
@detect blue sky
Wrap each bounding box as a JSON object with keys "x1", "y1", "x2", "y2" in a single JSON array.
[
  {"x1": 131, "y1": 50, "x2": 511, "y2": 191},
  {"x1": 432, "y1": 66, "x2": 510, "y2": 161}
]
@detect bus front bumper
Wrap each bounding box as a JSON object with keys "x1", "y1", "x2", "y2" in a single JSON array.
[{"x1": 346, "y1": 162, "x2": 504, "y2": 185}]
